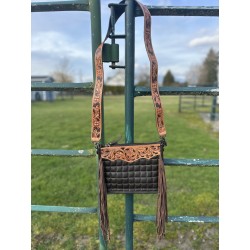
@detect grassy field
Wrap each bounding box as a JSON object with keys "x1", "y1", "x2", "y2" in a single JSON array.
[{"x1": 31, "y1": 95, "x2": 219, "y2": 250}]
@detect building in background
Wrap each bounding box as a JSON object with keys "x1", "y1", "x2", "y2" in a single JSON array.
[{"x1": 31, "y1": 76, "x2": 57, "y2": 101}]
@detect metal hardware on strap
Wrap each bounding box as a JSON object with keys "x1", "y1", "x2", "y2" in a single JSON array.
[
  {"x1": 91, "y1": 0, "x2": 166, "y2": 143},
  {"x1": 160, "y1": 137, "x2": 167, "y2": 147}
]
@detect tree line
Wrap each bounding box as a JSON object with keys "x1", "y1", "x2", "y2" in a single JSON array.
[{"x1": 136, "y1": 48, "x2": 218, "y2": 87}]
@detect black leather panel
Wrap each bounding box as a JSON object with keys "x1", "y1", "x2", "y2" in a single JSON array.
[{"x1": 103, "y1": 156, "x2": 159, "y2": 194}]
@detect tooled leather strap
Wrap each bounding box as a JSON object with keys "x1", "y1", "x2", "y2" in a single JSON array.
[
  {"x1": 91, "y1": 0, "x2": 166, "y2": 143},
  {"x1": 137, "y1": 1, "x2": 166, "y2": 138}
]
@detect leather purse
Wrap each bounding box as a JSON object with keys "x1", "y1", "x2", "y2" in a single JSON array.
[{"x1": 91, "y1": 0, "x2": 168, "y2": 241}]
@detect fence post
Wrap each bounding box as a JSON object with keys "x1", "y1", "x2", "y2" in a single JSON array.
[
  {"x1": 210, "y1": 82, "x2": 218, "y2": 121},
  {"x1": 89, "y1": 1, "x2": 106, "y2": 249},
  {"x1": 210, "y1": 96, "x2": 217, "y2": 121},
  {"x1": 125, "y1": 0, "x2": 135, "y2": 249}
]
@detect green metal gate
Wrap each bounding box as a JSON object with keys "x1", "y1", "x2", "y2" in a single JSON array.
[{"x1": 31, "y1": 1, "x2": 219, "y2": 249}]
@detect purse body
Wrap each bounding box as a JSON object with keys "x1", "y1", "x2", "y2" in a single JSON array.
[{"x1": 100, "y1": 142, "x2": 163, "y2": 194}]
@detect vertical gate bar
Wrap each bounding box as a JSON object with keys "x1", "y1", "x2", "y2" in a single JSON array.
[
  {"x1": 125, "y1": 0, "x2": 135, "y2": 249},
  {"x1": 89, "y1": 1, "x2": 106, "y2": 249}
]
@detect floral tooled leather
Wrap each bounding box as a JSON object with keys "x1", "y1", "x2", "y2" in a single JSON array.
[
  {"x1": 138, "y1": 1, "x2": 166, "y2": 137},
  {"x1": 91, "y1": 44, "x2": 104, "y2": 142},
  {"x1": 101, "y1": 144, "x2": 161, "y2": 163}
]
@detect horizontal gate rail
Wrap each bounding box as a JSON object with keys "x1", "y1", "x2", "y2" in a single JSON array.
[
  {"x1": 31, "y1": 82, "x2": 93, "y2": 92},
  {"x1": 31, "y1": 150, "x2": 218, "y2": 166},
  {"x1": 134, "y1": 214, "x2": 219, "y2": 223},
  {"x1": 134, "y1": 86, "x2": 219, "y2": 97},
  {"x1": 31, "y1": 0, "x2": 90, "y2": 12},
  {"x1": 108, "y1": 4, "x2": 218, "y2": 17},
  {"x1": 31, "y1": 206, "x2": 219, "y2": 222},
  {"x1": 164, "y1": 158, "x2": 219, "y2": 167},
  {"x1": 137, "y1": 6, "x2": 219, "y2": 17},
  {"x1": 32, "y1": 205, "x2": 97, "y2": 214},
  {"x1": 31, "y1": 149, "x2": 95, "y2": 157}
]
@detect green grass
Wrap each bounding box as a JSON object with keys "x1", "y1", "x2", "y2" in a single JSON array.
[{"x1": 32, "y1": 95, "x2": 219, "y2": 250}]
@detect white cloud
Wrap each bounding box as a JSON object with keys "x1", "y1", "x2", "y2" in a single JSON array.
[
  {"x1": 31, "y1": 31, "x2": 91, "y2": 59},
  {"x1": 189, "y1": 34, "x2": 219, "y2": 47}
]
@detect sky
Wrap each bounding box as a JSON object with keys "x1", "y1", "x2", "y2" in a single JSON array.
[{"x1": 31, "y1": 0, "x2": 219, "y2": 84}]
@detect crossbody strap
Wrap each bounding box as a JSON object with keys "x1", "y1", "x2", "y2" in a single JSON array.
[{"x1": 91, "y1": 0, "x2": 166, "y2": 143}]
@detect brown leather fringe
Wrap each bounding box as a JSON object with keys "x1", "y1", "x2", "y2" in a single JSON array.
[
  {"x1": 156, "y1": 155, "x2": 168, "y2": 240},
  {"x1": 98, "y1": 157, "x2": 110, "y2": 241}
]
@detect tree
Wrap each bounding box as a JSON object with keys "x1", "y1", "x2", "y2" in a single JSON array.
[
  {"x1": 52, "y1": 58, "x2": 74, "y2": 99},
  {"x1": 198, "y1": 48, "x2": 219, "y2": 86},
  {"x1": 185, "y1": 48, "x2": 219, "y2": 86},
  {"x1": 162, "y1": 70, "x2": 175, "y2": 86}
]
